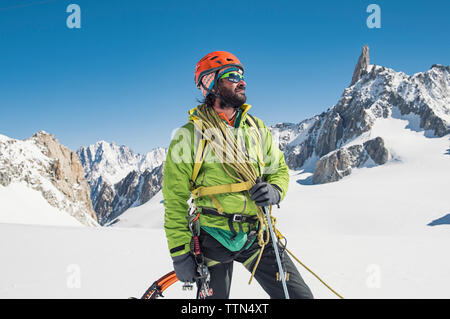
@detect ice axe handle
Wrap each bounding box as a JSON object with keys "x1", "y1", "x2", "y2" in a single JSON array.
[{"x1": 255, "y1": 176, "x2": 290, "y2": 299}]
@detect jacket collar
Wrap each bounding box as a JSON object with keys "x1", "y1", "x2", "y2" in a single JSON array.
[{"x1": 188, "y1": 104, "x2": 252, "y2": 128}]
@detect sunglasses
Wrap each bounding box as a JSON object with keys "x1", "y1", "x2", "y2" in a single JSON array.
[{"x1": 220, "y1": 71, "x2": 245, "y2": 83}]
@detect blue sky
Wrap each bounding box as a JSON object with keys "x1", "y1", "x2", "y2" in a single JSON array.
[{"x1": 0, "y1": 0, "x2": 449, "y2": 154}]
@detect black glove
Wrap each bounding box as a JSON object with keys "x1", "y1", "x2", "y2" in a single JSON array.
[
  {"x1": 249, "y1": 180, "x2": 281, "y2": 207},
  {"x1": 172, "y1": 253, "x2": 197, "y2": 283}
]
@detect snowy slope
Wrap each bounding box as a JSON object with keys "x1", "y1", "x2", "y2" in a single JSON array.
[
  {"x1": 0, "y1": 182, "x2": 83, "y2": 227},
  {"x1": 0, "y1": 116, "x2": 438, "y2": 298},
  {"x1": 0, "y1": 223, "x2": 179, "y2": 299},
  {"x1": 108, "y1": 189, "x2": 165, "y2": 228},
  {"x1": 278, "y1": 117, "x2": 450, "y2": 298}
]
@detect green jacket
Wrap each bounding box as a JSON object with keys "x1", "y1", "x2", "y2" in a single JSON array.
[{"x1": 163, "y1": 104, "x2": 289, "y2": 257}]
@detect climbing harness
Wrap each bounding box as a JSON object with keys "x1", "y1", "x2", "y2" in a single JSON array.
[{"x1": 200, "y1": 207, "x2": 259, "y2": 239}]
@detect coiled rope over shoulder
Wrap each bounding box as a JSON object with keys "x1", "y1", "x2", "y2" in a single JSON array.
[
  {"x1": 191, "y1": 104, "x2": 344, "y2": 299},
  {"x1": 191, "y1": 104, "x2": 270, "y2": 277}
]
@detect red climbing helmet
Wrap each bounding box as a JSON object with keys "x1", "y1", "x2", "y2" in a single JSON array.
[{"x1": 194, "y1": 51, "x2": 244, "y2": 96}]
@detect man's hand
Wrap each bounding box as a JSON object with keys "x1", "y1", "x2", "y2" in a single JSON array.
[
  {"x1": 249, "y1": 180, "x2": 281, "y2": 207},
  {"x1": 172, "y1": 253, "x2": 197, "y2": 283}
]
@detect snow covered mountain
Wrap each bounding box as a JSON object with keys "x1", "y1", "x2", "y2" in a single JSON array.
[
  {"x1": 77, "y1": 141, "x2": 166, "y2": 225},
  {"x1": 274, "y1": 46, "x2": 449, "y2": 183},
  {"x1": 0, "y1": 131, "x2": 98, "y2": 226}
]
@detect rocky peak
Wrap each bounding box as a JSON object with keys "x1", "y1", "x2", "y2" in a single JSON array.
[
  {"x1": 351, "y1": 45, "x2": 370, "y2": 86},
  {"x1": 30, "y1": 131, "x2": 89, "y2": 186}
]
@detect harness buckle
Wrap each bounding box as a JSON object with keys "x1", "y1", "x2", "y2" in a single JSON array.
[{"x1": 232, "y1": 214, "x2": 244, "y2": 222}]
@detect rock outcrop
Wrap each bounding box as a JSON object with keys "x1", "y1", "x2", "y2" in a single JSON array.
[
  {"x1": 94, "y1": 165, "x2": 164, "y2": 225},
  {"x1": 312, "y1": 137, "x2": 389, "y2": 184},
  {"x1": 351, "y1": 45, "x2": 370, "y2": 86},
  {"x1": 0, "y1": 131, "x2": 98, "y2": 226}
]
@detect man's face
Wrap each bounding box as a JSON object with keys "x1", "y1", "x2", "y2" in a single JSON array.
[{"x1": 216, "y1": 70, "x2": 247, "y2": 108}]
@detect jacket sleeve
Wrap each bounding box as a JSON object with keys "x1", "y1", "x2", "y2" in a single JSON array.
[
  {"x1": 257, "y1": 119, "x2": 289, "y2": 202},
  {"x1": 163, "y1": 123, "x2": 194, "y2": 257}
]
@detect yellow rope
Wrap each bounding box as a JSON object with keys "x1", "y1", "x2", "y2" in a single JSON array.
[
  {"x1": 285, "y1": 247, "x2": 345, "y2": 299},
  {"x1": 194, "y1": 105, "x2": 269, "y2": 281},
  {"x1": 274, "y1": 225, "x2": 345, "y2": 299}
]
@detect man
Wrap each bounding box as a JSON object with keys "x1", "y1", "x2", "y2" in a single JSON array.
[{"x1": 163, "y1": 51, "x2": 313, "y2": 299}]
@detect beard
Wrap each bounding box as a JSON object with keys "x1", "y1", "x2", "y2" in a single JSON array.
[{"x1": 217, "y1": 84, "x2": 247, "y2": 109}]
